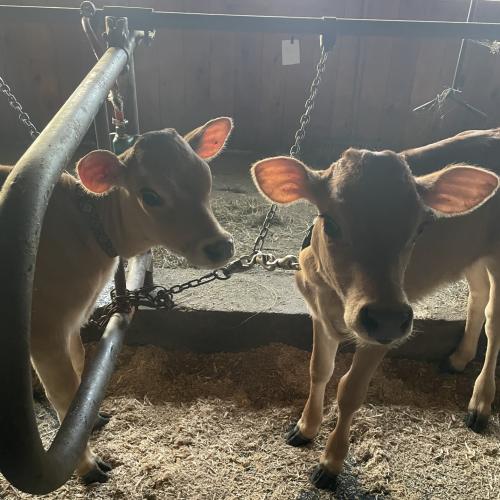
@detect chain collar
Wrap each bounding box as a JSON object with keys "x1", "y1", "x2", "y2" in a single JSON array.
[{"x1": 75, "y1": 184, "x2": 118, "y2": 258}]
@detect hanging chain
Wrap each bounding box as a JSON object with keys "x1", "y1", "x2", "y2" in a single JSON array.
[
  {"x1": 289, "y1": 46, "x2": 329, "y2": 159},
  {"x1": 0, "y1": 76, "x2": 40, "y2": 140},
  {"x1": 248, "y1": 44, "x2": 330, "y2": 264}
]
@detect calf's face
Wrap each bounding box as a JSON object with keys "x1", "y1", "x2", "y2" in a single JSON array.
[
  {"x1": 252, "y1": 149, "x2": 498, "y2": 346},
  {"x1": 77, "y1": 117, "x2": 235, "y2": 267}
]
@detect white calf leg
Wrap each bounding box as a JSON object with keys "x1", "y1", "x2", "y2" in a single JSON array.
[
  {"x1": 287, "y1": 319, "x2": 339, "y2": 445},
  {"x1": 448, "y1": 261, "x2": 489, "y2": 372},
  {"x1": 466, "y1": 261, "x2": 500, "y2": 432},
  {"x1": 310, "y1": 344, "x2": 388, "y2": 490}
]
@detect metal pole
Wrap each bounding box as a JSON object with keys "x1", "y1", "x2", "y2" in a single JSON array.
[
  {"x1": 451, "y1": 0, "x2": 478, "y2": 91},
  {"x1": 0, "y1": 42, "x2": 135, "y2": 494},
  {"x1": 2, "y1": 5, "x2": 500, "y2": 40}
]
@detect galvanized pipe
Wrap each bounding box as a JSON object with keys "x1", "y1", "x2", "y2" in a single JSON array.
[
  {"x1": 0, "y1": 44, "x2": 133, "y2": 494},
  {"x1": 1, "y1": 4, "x2": 500, "y2": 40}
]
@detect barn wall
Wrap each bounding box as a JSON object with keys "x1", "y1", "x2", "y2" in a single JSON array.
[{"x1": 1, "y1": 0, "x2": 500, "y2": 163}]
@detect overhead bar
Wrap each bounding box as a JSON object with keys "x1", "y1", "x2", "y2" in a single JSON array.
[{"x1": 1, "y1": 4, "x2": 500, "y2": 40}]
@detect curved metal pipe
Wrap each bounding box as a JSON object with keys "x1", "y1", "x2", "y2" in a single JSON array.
[{"x1": 0, "y1": 45, "x2": 132, "y2": 494}]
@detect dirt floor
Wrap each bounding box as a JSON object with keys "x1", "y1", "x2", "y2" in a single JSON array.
[{"x1": 1, "y1": 343, "x2": 498, "y2": 500}]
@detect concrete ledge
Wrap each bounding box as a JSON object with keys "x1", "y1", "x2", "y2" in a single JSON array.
[{"x1": 84, "y1": 268, "x2": 480, "y2": 362}]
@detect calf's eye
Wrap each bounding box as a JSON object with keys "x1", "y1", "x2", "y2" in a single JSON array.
[
  {"x1": 140, "y1": 188, "x2": 164, "y2": 207},
  {"x1": 322, "y1": 215, "x2": 342, "y2": 240}
]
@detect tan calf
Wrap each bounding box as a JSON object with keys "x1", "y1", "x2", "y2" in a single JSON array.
[
  {"x1": 252, "y1": 149, "x2": 500, "y2": 490},
  {"x1": 0, "y1": 117, "x2": 234, "y2": 485}
]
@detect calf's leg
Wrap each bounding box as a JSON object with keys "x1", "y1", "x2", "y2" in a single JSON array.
[
  {"x1": 287, "y1": 319, "x2": 339, "y2": 445},
  {"x1": 466, "y1": 261, "x2": 500, "y2": 432},
  {"x1": 310, "y1": 344, "x2": 388, "y2": 490},
  {"x1": 31, "y1": 329, "x2": 111, "y2": 484},
  {"x1": 445, "y1": 261, "x2": 489, "y2": 372}
]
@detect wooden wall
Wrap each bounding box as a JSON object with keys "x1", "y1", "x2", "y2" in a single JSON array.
[{"x1": 1, "y1": 0, "x2": 500, "y2": 164}]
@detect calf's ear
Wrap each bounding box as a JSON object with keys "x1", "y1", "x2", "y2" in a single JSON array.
[
  {"x1": 416, "y1": 165, "x2": 499, "y2": 215},
  {"x1": 77, "y1": 150, "x2": 125, "y2": 194},
  {"x1": 251, "y1": 156, "x2": 317, "y2": 204},
  {"x1": 185, "y1": 117, "x2": 233, "y2": 161}
]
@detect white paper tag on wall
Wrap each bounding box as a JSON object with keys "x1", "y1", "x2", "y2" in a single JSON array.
[{"x1": 282, "y1": 39, "x2": 300, "y2": 65}]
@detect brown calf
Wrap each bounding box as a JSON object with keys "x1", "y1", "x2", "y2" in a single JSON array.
[
  {"x1": 252, "y1": 145, "x2": 500, "y2": 490},
  {"x1": 0, "y1": 117, "x2": 234, "y2": 485}
]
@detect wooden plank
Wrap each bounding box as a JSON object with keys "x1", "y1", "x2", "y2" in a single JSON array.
[
  {"x1": 380, "y1": 0, "x2": 430, "y2": 151},
  {"x1": 232, "y1": 32, "x2": 264, "y2": 151},
  {"x1": 329, "y1": 0, "x2": 367, "y2": 155},
  {"x1": 353, "y1": 0, "x2": 401, "y2": 149},
  {"x1": 256, "y1": 33, "x2": 286, "y2": 154}
]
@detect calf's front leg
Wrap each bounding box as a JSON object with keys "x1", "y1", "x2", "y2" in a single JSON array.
[
  {"x1": 444, "y1": 261, "x2": 489, "y2": 373},
  {"x1": 31, "y1": 326, "x2": 111, "y2": 485},
  {"x1": 310, "y1": 343, "x2": 388, "y2": 490},
  {"x1": 287, "y1": 318, "x2": 339, "y2": 446},
  {"x1": 466, "y1": 261, "x2": 500, "y2": 432}
]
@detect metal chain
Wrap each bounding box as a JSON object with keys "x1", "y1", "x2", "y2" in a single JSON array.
[
  {"x1": 0, "y1": 76, "x2": 40, "y2": 139},
  {"x1": 249, "y1": 45, "x2": 330, "y2": 259},
  {"x1": 289, "y1": 46, "x2": 329, "y2": 159}
]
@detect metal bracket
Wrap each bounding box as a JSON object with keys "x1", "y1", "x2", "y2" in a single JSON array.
[
  {"x1": 104, "y1": 16, "x2": 132, "y2": 62},
  {"x1": 321, "y1": 17, "x2": 337, "y2": 51}
]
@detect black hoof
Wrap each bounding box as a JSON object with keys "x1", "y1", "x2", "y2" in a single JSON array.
[
  {"x1": 93, "y1": 412, "x2": 111, "y2": 432},
  {"x1": 96, "y1": 458, "x2": 112, "y2": 473},
  {"x1": 81, "y1": 463, "x2": 110, "y2": 485},
  {"x1": 286, "y1": 424, "x2": 313, "y2": 447},
  {"x1": 465, "y1": 410, "x2": 489, "y2": 433},
  {"x1": 438, "y1": 357, "x2": 460, "y2": 374},
  {"x1": 309, "y1": 464, "x2": 338, "y2": 491}
]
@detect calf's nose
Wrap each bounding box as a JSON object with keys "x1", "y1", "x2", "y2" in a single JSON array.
[
  {"x1": 359, "y1": 303, "x2": 413, "y2": 344},
  {"x1": 203, "y1": 238, "x2": 235, "y2": 263}
]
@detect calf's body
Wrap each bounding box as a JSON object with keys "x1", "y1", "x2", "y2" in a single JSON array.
[
  {"x1": 0, "y1": 117, "x2": 235, "y2": 484},
  {"x1": 252, "y1": 134, "x2": 500, "y2": 491}
]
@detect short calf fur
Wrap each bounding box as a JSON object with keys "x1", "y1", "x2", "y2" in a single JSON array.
[
  {"x1": 252, "y1": 142, "x2": 500, "y2": 490},
  {"x1": 0, "y1": 117, "x2": 235, "y2": 485}
]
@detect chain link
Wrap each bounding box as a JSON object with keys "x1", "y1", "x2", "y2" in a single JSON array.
[
  {"x1": 289, "y1": 46, "x2": 329, "y2": 159},
  {"x1": 0, "y1": 76, "x2": 40, "y2": 140},
  {"x1": 249, "y1": 45, "x2": 330, "y2": 257}
]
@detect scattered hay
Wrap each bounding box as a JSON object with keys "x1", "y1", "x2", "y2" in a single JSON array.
[{"x1": 1, "y1": 344, "x2": 499, "y2": 499}]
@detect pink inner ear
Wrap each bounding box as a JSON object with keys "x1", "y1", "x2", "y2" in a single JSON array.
[
  {"x1": 195, "y1": 119, "x2": 232, "y2": 159},
  {"x1": 253, "y1": 157, "x2": 310, "y2": 204},
  {"x1": 77, "y1": 151, "x2": 121, "y2": 194},
  {"x1": 421, "y1": 167, "x2": 498, "y2": 214}
]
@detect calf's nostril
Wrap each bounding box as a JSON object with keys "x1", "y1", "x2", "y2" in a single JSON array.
[
  {"x1": 359, "y1": 306, "x2": 379, "y2": 333},
  {"x1": 203, "y1": 238, "x2": 234, "y2": 262},
  {"x1": 359, "y1": 303, "x2": 413, "y2": 340}
]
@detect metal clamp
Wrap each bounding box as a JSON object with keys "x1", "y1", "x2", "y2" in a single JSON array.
[
  {"x1": 321, "y1": 17, "x2": 337, "y2": 51},
  {"x1": 104, "y1": 16, "x2": 133, "y2": 63}
]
